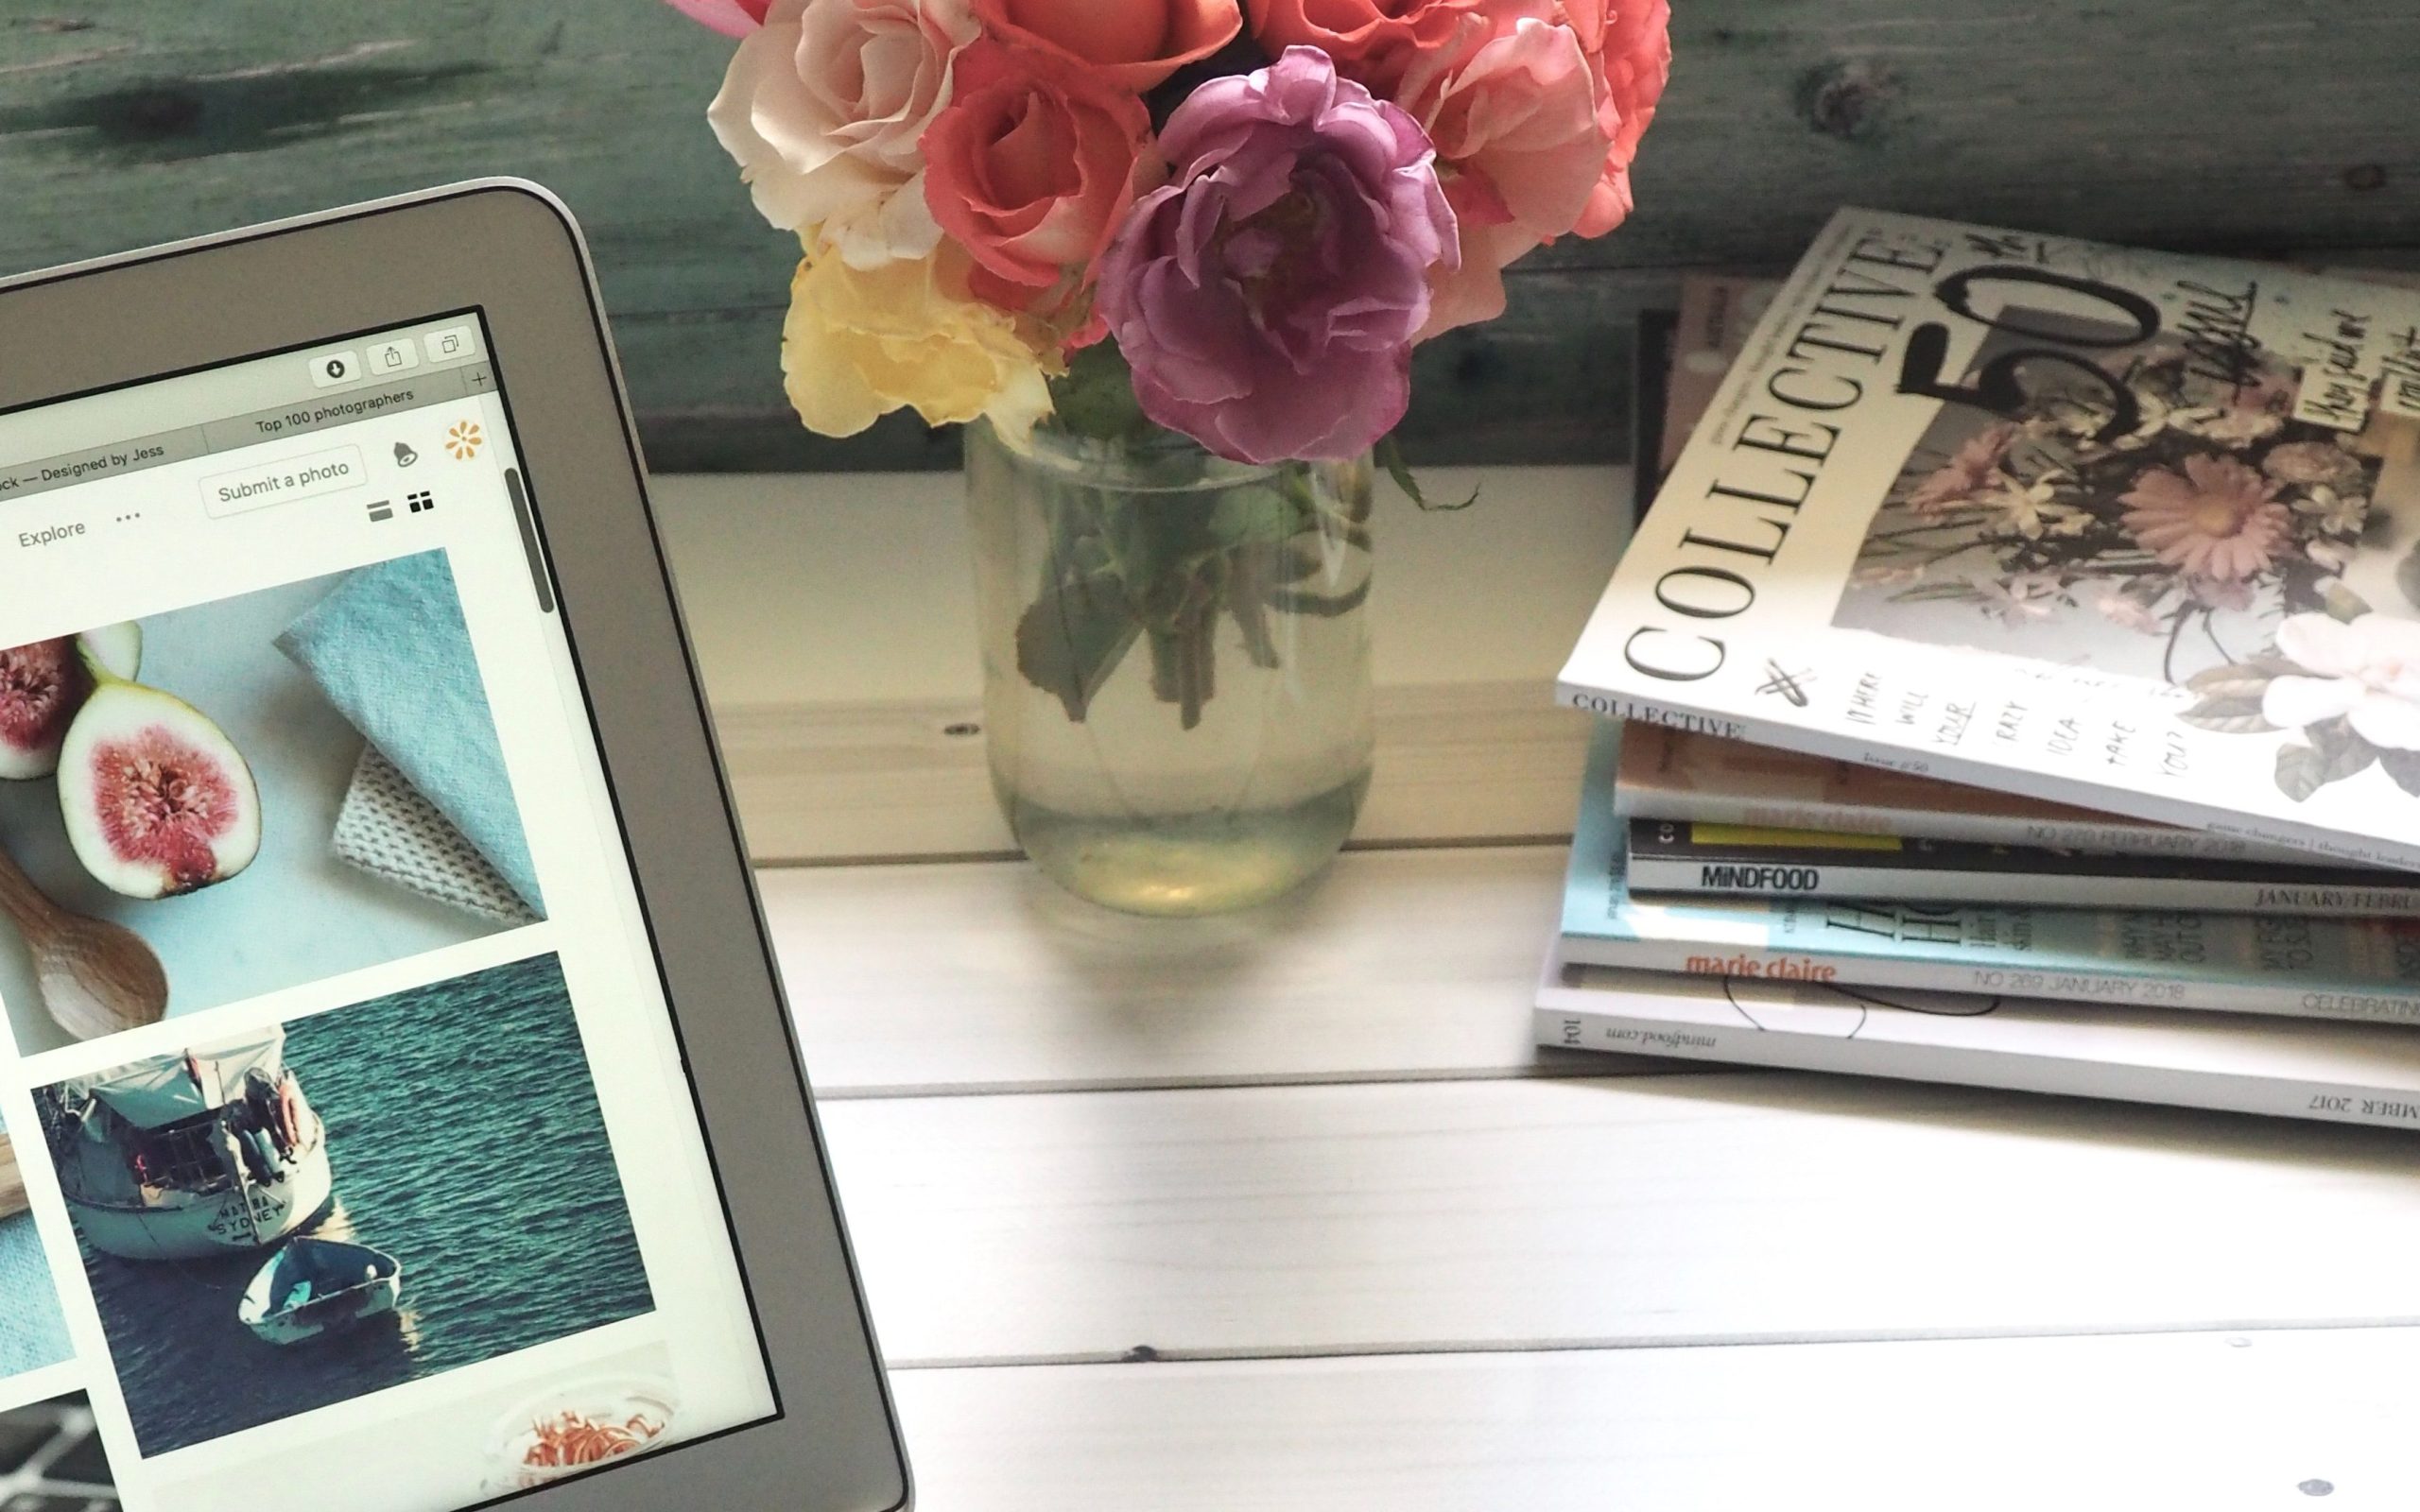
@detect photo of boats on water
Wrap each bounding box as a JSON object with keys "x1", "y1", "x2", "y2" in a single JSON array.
[{"x1": 33, "y1": 952, "x2": 655, "y2": 1456}]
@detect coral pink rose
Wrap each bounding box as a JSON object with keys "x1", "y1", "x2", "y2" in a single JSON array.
[
  {"x1": 1244, "y1": 0, "x2": 1489, "y2": 94},
  {"x1": 708, "y1": 0, "x2": 978, "y2": 267},
  {"x1": 970, "y1": 0, "x2": 1241, "y2": 91},
  {"x1": 922, "y1": 42, "x2": 1154, "y2": 318},
  {"x1": 664, "y1": 0, "x2": 772, "y2": 36},
  {"x1": 1400, "y1": 13, "x2": 1608, "y2": 338},
  {"x1": 1562, "y1": 0, "x2": 1671, "y2": 236}
]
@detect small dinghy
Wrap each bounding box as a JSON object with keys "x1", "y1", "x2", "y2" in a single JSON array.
[{"x1": 238, "y1": 1237, "x2": 402, "y2": 1346}]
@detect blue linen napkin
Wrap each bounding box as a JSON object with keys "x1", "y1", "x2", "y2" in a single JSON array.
[
  {"x1": 0, "y1": 1213, "x2": 69, "y2": 1377},
  {"x1": 278, "y1": 551, "x2": 544, "y2": 914}
]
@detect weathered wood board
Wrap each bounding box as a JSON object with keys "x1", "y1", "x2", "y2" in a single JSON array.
[{"x1": 1, "y1": 2, "x2": 2415, "y2": 469}]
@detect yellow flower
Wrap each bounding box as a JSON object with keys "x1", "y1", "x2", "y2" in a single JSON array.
[{"x1": 780, "y1": 246, "x2": 1059, "y2": 441}]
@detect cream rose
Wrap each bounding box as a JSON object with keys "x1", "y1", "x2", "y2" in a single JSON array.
[
  {"x1": 781, "y1": 247, "x2": 1058, "y2": 439},
  {"x1": 709, "y1": 0, "x2": 978, "y2": 267}
]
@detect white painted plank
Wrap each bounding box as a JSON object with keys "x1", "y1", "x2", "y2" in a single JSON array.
[
  {"x1": 721, "y1": 680, "x2": 1593, "y2": 863},
  {"x1": 891, "y1": 1329, "x2": 2413, "y2": 1511},
  {"x1": 768, "y1": 848, "x2": 1634, "y2": 1097},
  {"x1": 822, "y1": 1074, "x2": 2420, "y2": 1367}
]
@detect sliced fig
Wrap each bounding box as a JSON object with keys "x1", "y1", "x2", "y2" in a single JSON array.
[
  {"x1": 0, "y1": 626, "x2": 138, "y2": 781},
  {"x1": 59, "y1": 662, "x2": 260, "y2": 899},
  {"x1": 80, "y1": 622, "x2": 142, "y2": 682},
  {"x1": 0, "y1": 639, "x2": 86, "y2": 780}
]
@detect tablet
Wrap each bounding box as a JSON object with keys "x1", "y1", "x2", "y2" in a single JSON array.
[{"x1": 0, "y1": 182, "x2": 909, "y2": 1511}]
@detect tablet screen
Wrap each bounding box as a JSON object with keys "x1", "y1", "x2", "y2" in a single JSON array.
[{"x1": 0, "y1": 313, "x2": 779, "y2": 1510}]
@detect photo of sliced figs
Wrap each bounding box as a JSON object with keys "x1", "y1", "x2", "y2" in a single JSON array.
[
  {"x1": 0, "y1": 624, "x2": 142, "y2": 780},
  {"x1": 81, "y1": 622, "x2": 144, "y2": 681},
  {"x1": 58, "y1": 648, "x2": 261, "y2": 900}
]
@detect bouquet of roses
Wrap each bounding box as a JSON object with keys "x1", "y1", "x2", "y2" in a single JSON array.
[{"x1": 666, "y1": 0, "x2": 1670, "y2": 466}]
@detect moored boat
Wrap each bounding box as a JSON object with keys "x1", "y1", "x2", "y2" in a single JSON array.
[
  {"x1": 237, "y1": 1237, "x2": 403, "y2": 1346},
  {"x1": 41, "y1": 1032, "x2": 333, "y2": 1261}
]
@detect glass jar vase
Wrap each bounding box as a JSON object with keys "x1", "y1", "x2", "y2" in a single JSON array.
[{"x1": 962, "y1": 419, "x2": 1375, "y2": 917}]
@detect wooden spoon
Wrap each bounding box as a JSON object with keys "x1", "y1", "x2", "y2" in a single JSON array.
[
  {"x1": 0, "y1": 1136, "x2": 25, "y2": 1220},
  {"x1": 0, "y1": 841, "x2": 169, "y2": 1040}
]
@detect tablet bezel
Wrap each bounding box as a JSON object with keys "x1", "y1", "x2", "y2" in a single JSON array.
[{"x1": 0, "y1": 181, "x2": 911, "y2": 1512}]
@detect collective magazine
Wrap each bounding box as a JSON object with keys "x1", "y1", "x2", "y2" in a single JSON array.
[{"x1": 1563, "y1": 210, "x2": 2420, "y2": 870}]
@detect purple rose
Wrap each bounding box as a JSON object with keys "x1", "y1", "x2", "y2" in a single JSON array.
[{"x1": 1096, "y1": 46, "x2": 1457, "y2": 464}]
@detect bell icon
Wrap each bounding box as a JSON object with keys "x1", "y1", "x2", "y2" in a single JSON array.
[{"x1": 394, "y1": 441, "x2": 419, "y2": 468}]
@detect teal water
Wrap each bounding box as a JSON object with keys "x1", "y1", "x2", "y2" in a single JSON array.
[{"x1": 75, "y1": 953, "x2": 654, "y2": 1455}]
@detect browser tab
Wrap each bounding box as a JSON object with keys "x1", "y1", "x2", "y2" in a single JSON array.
[
  {"x1": 199, "y1": 367, "x2": 472, "y2": 453},
  {"x1": 0, "y1": 427, "x2": 208, "y2": 503}
]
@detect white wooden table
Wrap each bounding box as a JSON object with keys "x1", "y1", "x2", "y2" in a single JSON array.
[{"x1": 655, "y1": 469, "x2": 2420, "y2": 1511}]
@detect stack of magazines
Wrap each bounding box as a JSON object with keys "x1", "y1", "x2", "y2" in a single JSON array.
[{"x1": 1541, "y1": 211, "x2": 2420, "y2": 1129}]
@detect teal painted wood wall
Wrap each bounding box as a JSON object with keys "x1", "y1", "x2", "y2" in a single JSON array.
[{"x1": 2, "y1": 3, "x2": 2416, "y2": 470}]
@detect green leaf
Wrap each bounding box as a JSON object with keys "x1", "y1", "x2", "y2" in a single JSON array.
[
  {"x1": 1267, "y1": 578, "x2": 1374, "y2": 618},
  {"x1": 2184, "y1": 658, "x2": 2296, "y2": 699},
  {"x1": 2175, "y1": 696, "x2": 2277, "y2": 734},
  {"x1": 1376, "y1": 434, "x2": 1478, "y2": 512},
  {"x1": 2380, "y1": 747, "x2": 2420, "y2": 799},
  {"x1": 1208, "y1": 486, "x2": 1303, "y2": 550},
  {"x1": 1015, "y1": 567, "x2": 1143, "y2": 723},
  {"x1": 2275, "y1": 744, "x2": 2325, "y2": 802},
  {"x1": 2274, "y1": 716, "x2": 2378, "y2": 801},
  {"x1": 2322, "y1": 580, "x2": 2376, "y2": 624},
  {"x1": 2308, "y1": 713, "x2": 2378, "y2": 768},
  {"x1": 1047, "y1": 340, "x2": 1155, "y2": 444},
  {"x1": 1106, "y1": 494, "x2": 1226, "y2": 603}
]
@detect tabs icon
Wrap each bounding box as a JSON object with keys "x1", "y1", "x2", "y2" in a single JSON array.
[{"x1": 422, "y1": 324, "x2": 479, "y2": 365}]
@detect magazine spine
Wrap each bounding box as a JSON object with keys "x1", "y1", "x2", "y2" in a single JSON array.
[
  {"x1": 1531, "y1": 1004, "x2": 2420, "y2": 1131},
  {"x1": 1615, "y1": 782, "x2": 2314, "y2": 864},
  {"x1": 1553, "y1": 926, "x2": 2420, "y2": 1027},
  {"x1": 1623, "y1": 853, "x2": 2420, "y2": 918},
  {"x1": 1559, "y1": 689, "x2": 2420, "y2": 873}
]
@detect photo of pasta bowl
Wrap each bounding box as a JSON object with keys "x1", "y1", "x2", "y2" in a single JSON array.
[{"x1": 484, "y1": 1376, "x2": 681, "y2": 1491}]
